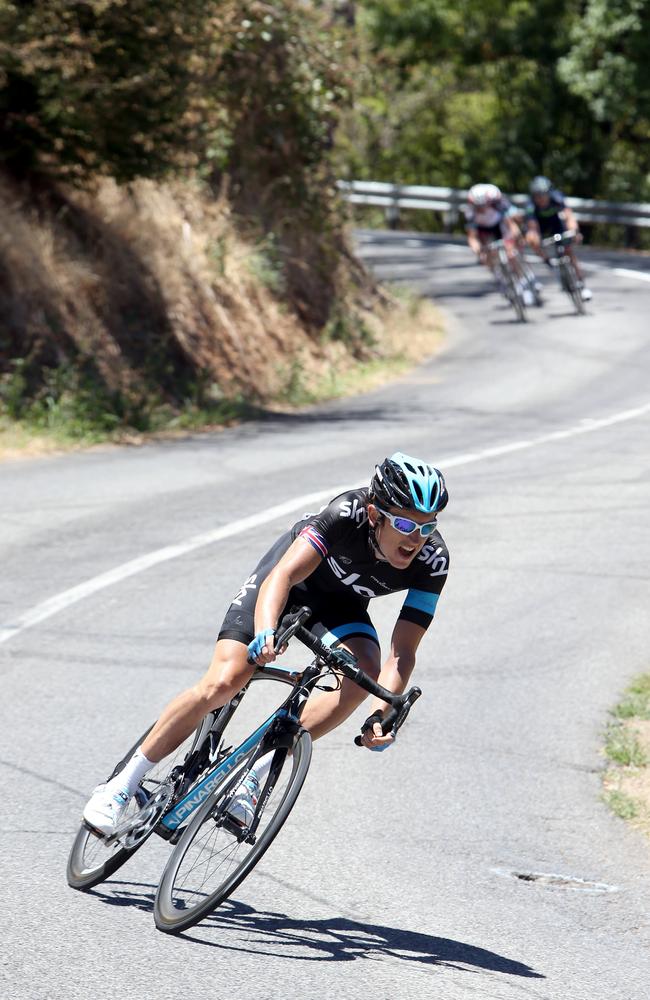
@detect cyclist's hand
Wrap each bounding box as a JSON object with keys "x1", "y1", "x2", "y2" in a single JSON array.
[
  {"x1": 247, "y1": 628, "x2": 277, "y2": 664},
  {"x1": 360, "y1": 711, "x2": 395, "y2": 752},
  {"x1": 363, "y1": 724, "x2": 395, "y2": 752}
]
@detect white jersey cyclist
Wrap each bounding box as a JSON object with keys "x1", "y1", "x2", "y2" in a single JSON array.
[
  {"x1": 465, "y1": 183, "x2": 513, "y2": 238},
  {"x1": 83, "y1": 452, "x2": 451, "y2": 837}
]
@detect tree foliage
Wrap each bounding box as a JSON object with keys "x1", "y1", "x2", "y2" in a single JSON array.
[
  {"x1": 0, "y1": 0, "x2": 222, "y2": 182},
  {"x1": 338, "y1": 0, "x2": 650, "y2": 201}
]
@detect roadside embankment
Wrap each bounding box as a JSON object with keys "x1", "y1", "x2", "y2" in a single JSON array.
[{"x1": 0, "y1": 173, "x2": 444, "y2": 461}]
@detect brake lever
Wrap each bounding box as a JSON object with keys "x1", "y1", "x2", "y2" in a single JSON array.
[{"x1": 354, "y1": 686, "x2": 421, "y2": 747}]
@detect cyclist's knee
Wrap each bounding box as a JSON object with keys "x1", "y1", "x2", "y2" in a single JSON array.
[
  {"x1": 337, "y1": 637, "x2": 381, "y2": 681},
  {"x1": 195, "y1": 645, "x2": 251, "y2": 709},
  {"x1": 195, "y1": 671, "x2": 240, "y2": 709}
]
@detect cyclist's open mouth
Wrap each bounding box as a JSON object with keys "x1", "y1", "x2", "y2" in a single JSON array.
[{"x1": 398, "y1": 543, "x2": 417, "y2": 559}]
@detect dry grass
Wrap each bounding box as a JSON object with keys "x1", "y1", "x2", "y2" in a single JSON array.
[
  {"x1": 0, "y1": 296, "x2": 444, "y2": 460},
  {"x1": 0, "y1": 172, "x2": 378, "y2": 409},
  {"x1": 0, "y1": 169, "x2": 445, "y2": 460}
]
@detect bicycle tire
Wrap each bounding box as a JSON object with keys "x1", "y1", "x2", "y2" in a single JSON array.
[
  {"x1": 506, "y1": 270, "x2": 527, "y2": 322},
  {"x1": 154, "y1": 727, "x2": 312, "y2": 934},
  {"x1": 521, "y1": 261, "x2": 543, "y2": 306},
  {"x1": 567, "y1": 263, "x2": 586, "y2": 315},
  {"x1": 66, "y1": 714, "x2": 218, "y2": 891},
  {"x1": 559, "y1": 257, "x2": 585, "y2": 315}
]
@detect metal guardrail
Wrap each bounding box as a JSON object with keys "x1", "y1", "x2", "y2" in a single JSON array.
[{"x1": 338, "y1": 180, "x2": 650, "y2": 230}]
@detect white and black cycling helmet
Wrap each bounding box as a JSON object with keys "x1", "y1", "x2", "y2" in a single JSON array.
[
  {"x1": 468, "y1": 183, "x2": 502, "y2": 207},
  {"x1": 371, "y1": 452, "x2": 448, "y2": 514},
  {"x1": 530, "y1": 175, "x2": 553, "y2": 195}
]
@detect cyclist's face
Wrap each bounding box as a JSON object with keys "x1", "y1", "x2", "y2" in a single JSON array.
[
  {"x1": 370, "y1": 504, "x2": 434, "y2": 568},
  {"x1": 533, "y1": 193, "x2": 550, "y2": 208}
]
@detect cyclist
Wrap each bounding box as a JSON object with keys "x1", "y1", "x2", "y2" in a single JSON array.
[
  {"x1": 465, "y1": 183, "x2": 535, "y2": 306},
  {"x1": 83, "y1": 452, "x2": 450, "y2": 836},
  {"x1": 524, "y1": 175, "x2": 592, "y2": 301}
]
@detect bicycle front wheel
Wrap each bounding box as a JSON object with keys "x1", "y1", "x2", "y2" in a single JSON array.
[{"x1": 154, "y1": 728, "x2": 312, "y2": 934}]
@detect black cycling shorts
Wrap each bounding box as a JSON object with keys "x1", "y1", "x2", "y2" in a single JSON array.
[
  {"x1": 476, "y1": 223, "x2": 504, "y2": 242},
  {"x1": 217, "y1": 533, "x2": 380, "y2": 651}
]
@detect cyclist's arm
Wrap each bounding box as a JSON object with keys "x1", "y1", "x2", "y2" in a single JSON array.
[
  {"x1": 467, "y1": 227, "x2": 482, "y2": 256},
  {"x1": 562, "y1": 206, "x2": 579, "y2": 233},
  {"x1": 360, "y1": 619, "x2": 426, "y2": 749},
  {"x1": 502, "y1": 214, "x2": 520, "y2": 240},
  {"x1": 253, "y1": 537, "x2": 322, "y2": 648}
]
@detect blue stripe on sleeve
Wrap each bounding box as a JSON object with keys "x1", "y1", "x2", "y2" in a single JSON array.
[{"x1": 402, "y1": 589, "x2": 439, "y2": 616}]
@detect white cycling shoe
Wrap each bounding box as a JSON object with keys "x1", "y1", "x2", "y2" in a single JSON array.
[
  {"x1": 226, "y1": 772, "x2": 260, "y2": 827},
  {"x1": 83, "y1": 784, "x2": 130, "y2": 836},
  {"x1": 580, "y1": 285, "x2": 593, "y2": 301}
]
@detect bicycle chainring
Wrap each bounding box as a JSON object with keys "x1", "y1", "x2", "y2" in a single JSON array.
[{"x1": 114, "y1": 782, "x2": 175, "y2": 849}]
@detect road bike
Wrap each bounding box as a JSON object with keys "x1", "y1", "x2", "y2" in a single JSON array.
[
  {"x1": 542, "y1": 231, "x2": 586, "y2": 315},
  {"x1": 67, "y1": 606, "x2": 421, "y2": 934},
  {"x1": 486, "y1": 239, "x2": 540, "y2": 322}
]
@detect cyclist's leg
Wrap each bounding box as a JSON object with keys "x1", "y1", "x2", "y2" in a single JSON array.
[
  {"x1": 302, "y1": 635, "x2": 381, "y2": 740},
  {"x1": 525, "y1": 219, "x2": 543, "y2": 253},
  {"x1": 140, "y1": 640, "x2": 254, "y2": 762},
  {"x1": 82, "y1": 538, "x2": 295, "y2": 835},
  {"x1": 297, "y1": 605, "x2": 382, "y2": 740},
  {"x1": 131, "y1": 533, "x2": 297, "y2": 764},
  {"x1": 566, "y1": 245, "x2": 584, "y2": 281}
]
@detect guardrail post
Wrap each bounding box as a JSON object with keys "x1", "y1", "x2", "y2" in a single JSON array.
[
  {"x1": 624, "y1": 224, "x2": 639, "y2": 249},
  {"x1": 385, "y1": 184, "x2": 401, "y2": 229},
  {"x1": 444, "y1": 189, "x2": 461, "y2": 232}
]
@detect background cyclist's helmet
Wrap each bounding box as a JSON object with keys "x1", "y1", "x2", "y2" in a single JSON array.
[
  {"x1": 530, "y1": 175, "x2": 553, "y2": 195},
  {"x1": 468, "y1": 183, "x2": 502, "y2": 207},
  {"x1": 371, "y1": 452, "x2": 448, "y2": 514}
]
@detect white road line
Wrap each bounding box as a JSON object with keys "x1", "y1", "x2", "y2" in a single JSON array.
[
  {"x1": 2, "y1": 400, "x2": 650, "y2": 645},
  {"x1": 614, "y1": 267, "x2": 650, "y2": 283}
]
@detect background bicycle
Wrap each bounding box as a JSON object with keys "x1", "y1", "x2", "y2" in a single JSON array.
[
  {"x1": 486, "y1": 239, "x2": 541, "y2": 322},
  {"x1": 542, "y1": 231, "x2": 587, "y2": 315}
]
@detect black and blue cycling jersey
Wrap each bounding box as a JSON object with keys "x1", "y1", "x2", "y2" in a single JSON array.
[
  {"x1": 525, "y1": 190, "x2": 567, "y2": 236},
  {"x1": 218, "y1": 488, "x2": 450, "y2": 650}
]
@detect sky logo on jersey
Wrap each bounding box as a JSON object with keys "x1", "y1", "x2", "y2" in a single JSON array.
[
  {"x1": 232, "y1": 573, "x2": 258, "y2": 606},
  {"x1": 299, "y1": 526, "x2": 328, "y2": 558},
  {"x1": 327, "y1": 557, "x2": 377, "y2": 598},
  {"x1": 417, "y1": 543, "x2": 448, "y2": 576},
  {"x1": 338, "y1": 498, "x2": 368, "y2": 524}
]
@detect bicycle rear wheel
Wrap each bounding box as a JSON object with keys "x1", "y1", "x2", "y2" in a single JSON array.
[
  {"x1": 154, "y1": 728, "x2": 311, "y2": 934},
  {"x1": 66, "y1": 715, "x2": 215, "y2": 891}
]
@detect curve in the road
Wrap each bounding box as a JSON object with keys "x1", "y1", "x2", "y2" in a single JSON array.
[{"x1": 2, "y1": 397, "x2": 648, "y2": 647}]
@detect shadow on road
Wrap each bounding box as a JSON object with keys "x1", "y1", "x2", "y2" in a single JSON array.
[{"x1": 90, "y1": 880, "x2": 544, "y2": 980}]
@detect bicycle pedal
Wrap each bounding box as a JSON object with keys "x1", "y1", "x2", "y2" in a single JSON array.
[{"x1": 82, "y1": 819, "x2": 107, "y2": 839}]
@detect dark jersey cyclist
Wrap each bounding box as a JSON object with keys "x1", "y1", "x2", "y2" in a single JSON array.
[
  {"x1": 524, "y1": 175, "x2": 592, "y2": 301},
  {"x1": 83, "y1": 453, "x2": 450, "y2": 836}
]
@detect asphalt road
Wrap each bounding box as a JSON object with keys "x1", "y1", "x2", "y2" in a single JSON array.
[{"x1": 2, "y1": 232, "x2": 650, "y2": 1000}]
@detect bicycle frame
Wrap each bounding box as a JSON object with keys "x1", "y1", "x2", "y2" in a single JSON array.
[
  {"x1": 542, "y1": 232, "x2": 584, "y2": 314},
  {"x1": 487, "y1": 239, "x2": 527, "y2": 321},
  {"x1": 159, "y1": 660, "x2": 321, "y2": 835}
]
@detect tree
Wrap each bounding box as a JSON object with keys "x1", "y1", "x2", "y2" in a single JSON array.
[{"x1": 0, "y1": 0, "x2": 221, "y2": 182}]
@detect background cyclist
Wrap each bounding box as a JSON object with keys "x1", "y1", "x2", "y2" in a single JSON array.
[
  {"x1": 524, "y1": 175, "x2": 593, "y2": 301},
  {"x1": 465, "y1": 183, "x2": 535, "y2": 306},
  {"x1": 83, "y1": 452, "x2": 450, "y2": 836}
]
